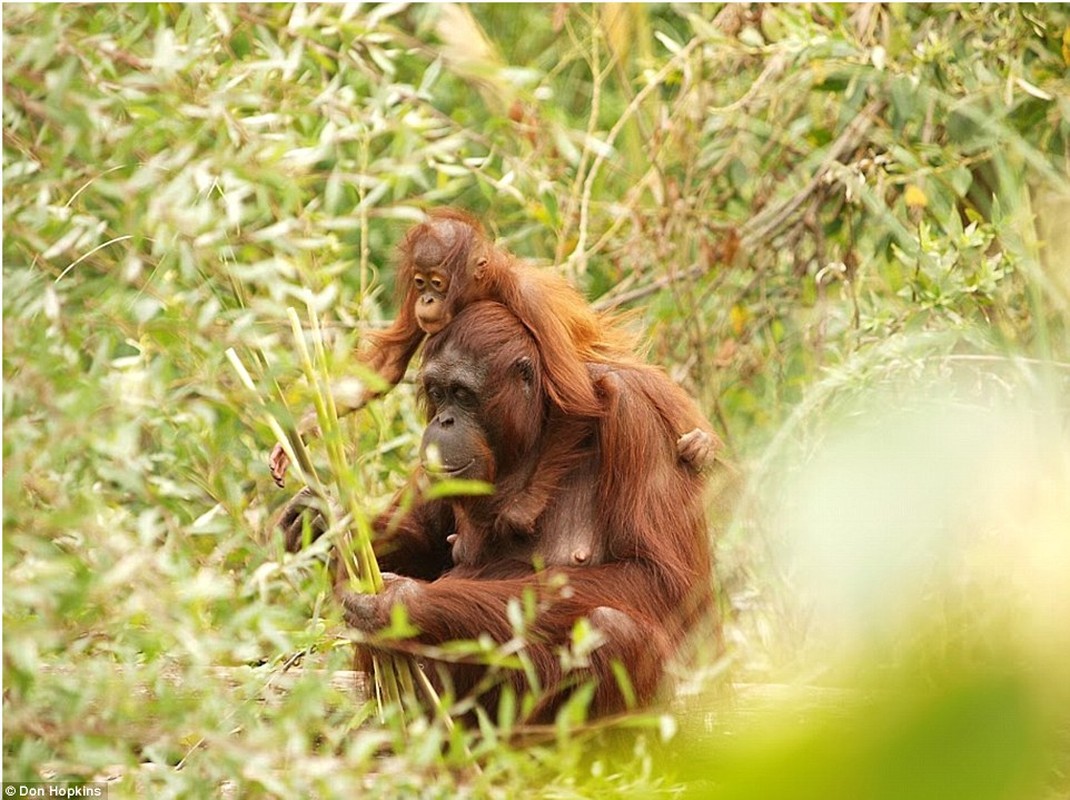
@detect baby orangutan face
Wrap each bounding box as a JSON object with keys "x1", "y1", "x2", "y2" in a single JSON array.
[
  {"x1": 408, "y1": 216, "x2": 467, "y2": 335},
  {"x1": 412, "y1": 270, "x2": 450, "y2": 334}
]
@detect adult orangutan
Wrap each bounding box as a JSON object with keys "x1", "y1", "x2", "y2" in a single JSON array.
[
  {"x1": 278, "y1": 301, "x2": 717, "y2": 722},
  {"x1": 269, "y1": 209, "x2": 718, "y2": 505}
]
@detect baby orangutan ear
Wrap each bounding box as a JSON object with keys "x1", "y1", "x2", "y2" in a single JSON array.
[{"x1": 473, "y1": 255, "x2": 489, "y2": 282}]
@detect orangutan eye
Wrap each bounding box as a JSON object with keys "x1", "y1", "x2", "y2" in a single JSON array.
[
  {"x1": 453, "y1": 386, "x2": 475, "y2": 408},
  {"x1": 414, "y1": 275, "x2": 426, "y2": 291},
  {"x1": 430, "y1": 274, "x2": 447, "y2": 292}
]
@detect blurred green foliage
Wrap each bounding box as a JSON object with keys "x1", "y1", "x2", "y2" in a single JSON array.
[{"x1": 4, "y1": 3, "x2": 1069, "y2": 797}]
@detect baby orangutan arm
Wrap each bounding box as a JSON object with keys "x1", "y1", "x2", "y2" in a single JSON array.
[{"x1": 268, "y1": 376, "x2": 380, "y2": 487}]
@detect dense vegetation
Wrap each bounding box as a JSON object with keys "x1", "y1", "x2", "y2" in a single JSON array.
[{"x1": 4, "y1": 4, "x2": 1069, "y2": 797}]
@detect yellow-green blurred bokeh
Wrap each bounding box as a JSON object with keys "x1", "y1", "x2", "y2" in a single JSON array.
[{"x1": 671, "y1": 377, "x2": 1070, "y2": 798}]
